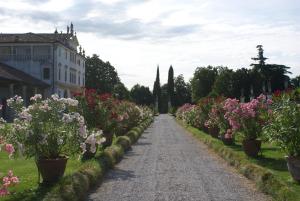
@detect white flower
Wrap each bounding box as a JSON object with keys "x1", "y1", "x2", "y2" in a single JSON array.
[
  {"x1": 85, "y1": 133, "x2": 98, "y2": 153},
  {"x1": 39, "y1": 103, "x2": 51, "y2": 112},
  {"x1": 62, "y1": 113, "x2": 73, "y2": 123},
  {"x1": 98, "y1": 137, "x2": 106, "y2": 144},
  {"x1": 80, "y1": 143, "x2": 86, "y2": 153},
  {"x1": 57, "y1": 138, "x2": 64, "y2": 145},
  {"x1": 51, "y1": 94, "x2": 59, "y2": 101},
  {"x1": 15, "y1": 96, "x2": 23, "y2": 104},
  {"x1": 7, "y1": 97, "x2": 14, "y2": 106},
  {"x1": 90, "y1": 144, "x2": 96, "y2": 153},
  {"x1": 30, "y1": 94, "x2": 42, "y2": 102},
  {"x1": 79, "y1": 125, "x2": 87, "y2": 138},
  {"x1": 19, "y1": 109, "x2": 32, "y2": 122},
  {"x1": 60, "y1": 98, "x2": 78, "y2": 107}
]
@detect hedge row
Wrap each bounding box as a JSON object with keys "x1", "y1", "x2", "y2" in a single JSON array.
[
  {"x1": 177, "y1": 120, "x2": 294, "y2": 201},
  {"x1": 42, "y1": 118, "x2": 153, "y2": 201}
]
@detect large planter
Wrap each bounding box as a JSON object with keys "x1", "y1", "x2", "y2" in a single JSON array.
[
  {"x1": 208, "y1": 127, "x2": 219, "y2": 138},
  {"x1": 242, "y1": 139, "x2": 261, "y2": 157},
  {"x1": 286, "y1": 156, "x2": 300, "y2": 182},
  {"x1": 36, "y1": 156, "x2": 68, "y2": 184},
  {"x1": 221, "y1": 136, "x2": 234, "y2": 145}
]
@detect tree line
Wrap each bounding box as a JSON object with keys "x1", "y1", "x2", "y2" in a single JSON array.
[{"x1": 86, "y1": 46, "x2": 298, "y2": 113}]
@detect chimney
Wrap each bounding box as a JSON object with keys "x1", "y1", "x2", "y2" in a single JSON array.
[{"x1": 67, "y1": 26, "x2": 69, "y2": 34}]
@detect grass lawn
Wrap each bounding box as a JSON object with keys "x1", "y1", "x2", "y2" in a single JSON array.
[
  {"x1": 185, "y1": 125, "x2": 300, "y2": 200},
  {"x1": 0, "y1": 152, "x2": 82, "y2": 201}
]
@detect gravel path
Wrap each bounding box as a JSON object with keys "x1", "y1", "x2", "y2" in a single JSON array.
[{"x1": 87, "y1": 114, "x2": 271, "y2": 201}]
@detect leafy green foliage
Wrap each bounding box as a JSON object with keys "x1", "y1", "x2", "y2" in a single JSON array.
[
  {"x1": 85, "y1": 54, "x2": 120, "y2": 94},
  {"x1": 174, "y1": 75, "x2": 191, "y2": 107},
  {"x1": 191, "y1": 66, "x2": 218, "y2": 102},
  {"x1": 130, "y1": 84, "x2": 153, "y2": 106},
  {"x1": 167, "y1": 65, "x2": 175, "y2": 107},
  {"x1": 263, "y1": 96, "x2": 300, "y2": 156},
  {"x1": 112, "y1": 83, "x2": 130, "y2": 100}
]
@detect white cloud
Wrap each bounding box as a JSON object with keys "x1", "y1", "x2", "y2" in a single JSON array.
[{"x1": 0, "y1": 0, "x2": 300, "y2": 88}]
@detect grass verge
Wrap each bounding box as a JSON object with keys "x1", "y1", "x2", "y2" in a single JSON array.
[
  {"x1": 177, "y1": 120, "x2": 300, "y2": 201},
  {"x1": 1, "y1": 118, "x2": 153, "y2": 201}
]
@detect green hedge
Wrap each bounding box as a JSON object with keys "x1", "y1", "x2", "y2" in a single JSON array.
[{"x1": 42, "y1": 118, "x2": 153, "y2": 201}]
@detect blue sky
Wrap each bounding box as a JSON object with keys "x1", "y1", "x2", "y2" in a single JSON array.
[{"x1": 0, "y1": 0, "x2": 299, "y2": 88}]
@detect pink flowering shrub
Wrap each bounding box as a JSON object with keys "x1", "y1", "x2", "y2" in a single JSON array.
[
  {"x1": 205, "y1": 98, "x2": 232, "y2": 139},
  {"x1": 0, "y1": 170, "x2": 19, "y2": 197},
  {"x1": 176, "y1": 104, "x2": 202, "y2": 129},
  {"x1": 223, "y1": 94, "x2": 272, "y2": 140}
]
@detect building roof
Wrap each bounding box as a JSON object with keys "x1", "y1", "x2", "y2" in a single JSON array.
[
  {"x1": 0, "y1": 62, "x2": 49, "y2": 87},
  {"x1": 0, "y1": 32, "x2": 79, "y2": 50}
]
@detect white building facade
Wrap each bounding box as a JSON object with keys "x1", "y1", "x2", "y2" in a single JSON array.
[{"x1": 0, "y1": 23, "x2": 85, "y2": 98}]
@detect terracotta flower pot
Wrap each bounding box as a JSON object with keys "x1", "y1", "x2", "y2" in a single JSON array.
[
  {"x1": 36, "y1": 156, "x2": 68, "y2": 184},
  {"x1": 286, "y1": 156, "x2": 300, "y2": 182},
  {"x1": 242, "y1": 139, "x2": 261, "y2": 157},
  {"x1": 221, "y1": 137, "x2": 234, "y2": 145},
  {"x1": 209, "y1": 127, "x2": 219, "y2": 138}
]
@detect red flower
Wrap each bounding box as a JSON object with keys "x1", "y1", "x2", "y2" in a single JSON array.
[
  {"x1": 99, "y1": 93, "x2": 112, "y2": 101},
  {"x1": 274, "y1": 90, "x2": 281, "y2": 97}
]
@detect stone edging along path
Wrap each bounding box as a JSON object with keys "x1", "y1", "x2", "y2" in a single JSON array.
[
  {"x1": 176, "y1": 119, "x2": 294, "y2": 201},
  {"x1": 42, "y1": 118, "x2": 154, "y2": 201}
]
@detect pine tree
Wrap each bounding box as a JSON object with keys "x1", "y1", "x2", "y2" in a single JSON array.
[{"x1": 167, "y1": 65, "x2": 175, "y2": 107}]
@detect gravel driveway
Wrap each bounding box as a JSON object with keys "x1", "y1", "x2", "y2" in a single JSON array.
[{"x1": 87, "y1": 114, "x2": 271, "y2": 201}]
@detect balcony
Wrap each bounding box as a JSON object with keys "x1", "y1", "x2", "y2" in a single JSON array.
[{"x1": 0, "y1": 54, "x2": 51, "y2": 63}]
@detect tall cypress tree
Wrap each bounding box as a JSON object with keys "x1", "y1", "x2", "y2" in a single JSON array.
[
  {"x1": 153, "y1": 66, "x2": 161, "y2": 113},
  {"x1": 167, "y1": 65, "x2": 175, "y2": 107}
]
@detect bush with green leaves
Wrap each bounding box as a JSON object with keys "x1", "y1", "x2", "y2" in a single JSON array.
[{"x1": 263, "y1": 95, "x2": 300, "y2": 157}]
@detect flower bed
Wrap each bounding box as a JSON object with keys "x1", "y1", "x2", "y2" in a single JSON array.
[
  {"x1": 0, "y1": 91, "x2": 154, "y2": 200},
  {"x1": 176, "y1": 90, "x2": 300, "y2": 201}
]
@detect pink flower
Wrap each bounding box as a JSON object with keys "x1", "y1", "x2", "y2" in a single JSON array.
[
  {"x1": 10, "y1": 177, "x2": 19, "y2": 184},
  {"x1": 225, "y1": 129, "x2": 233, "y2": 139},
  {"x1": 267, "y1": 99, "x2": 273, "y2": 105},
  {"x1": 0, "y1": 188, "x2": 9, "y2": 196},
  {"x1": 4, "y1": 144, "x2": 14, "y2": 156}
]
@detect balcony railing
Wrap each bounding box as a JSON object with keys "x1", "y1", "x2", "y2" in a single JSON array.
[{"x1": 0, "y1": 54, "x2": 51, "y2": 63}]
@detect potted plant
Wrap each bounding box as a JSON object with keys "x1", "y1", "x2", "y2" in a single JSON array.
[
  {"x1": 263, "y1": 95, "x2": 300, "y2": 182},
  {"x1": 205, "y1": 107, "x2": 220, "y2": 138},
  {"x1": 6, "y1": 94, "x2": 104, "y2": 184},
  {"x1": 224, "y1": 95, "x2": 270, "y2": 157}
]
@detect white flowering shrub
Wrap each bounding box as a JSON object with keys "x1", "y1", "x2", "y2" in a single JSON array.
[{"x1": 5, "y1": 94, "x2": 105, "y2": 159}]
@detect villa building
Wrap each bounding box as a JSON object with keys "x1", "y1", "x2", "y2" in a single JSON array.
[{"x1": 0, "y1": 23, "x2": 86, "y2": 100}]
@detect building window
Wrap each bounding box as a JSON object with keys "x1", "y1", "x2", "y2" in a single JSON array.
[
  {"x1": 43, "y1": 68, "x2": 50, "y2": 80},
  {"x1": 65, "y1": 66, "x2": 68, "y2": 82},
  {"x1": 0, "y1": 46, "x2": 11, "y2": 61},
  {"x1": 82, "y1": 74, "x2": 85, "y2": 85},
  {"x1": 69, "y1": 68, "x2": 76, "y2": 84},
  {"x1": 65, "y1": 49, "x2": 68, "y2": 60},
  {"x1": 58, "y1": 47, "x2": 61, "y2": 57},
  {"x1": 78, "y1": 72, "x2": 81, "y2": 85},
  {"x1": 70, "y1": 52, "x2": 75, "y2": 63},
  {"x1": 58, "y1": 63, "x2": 61, "y2": 81}
]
